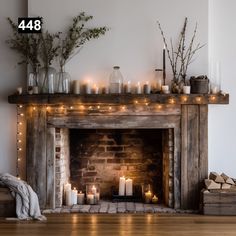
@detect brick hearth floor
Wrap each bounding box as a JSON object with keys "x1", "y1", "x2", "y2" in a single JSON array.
[{"x1": 42, "y1": 201, "x2": 196, "y2": 214}]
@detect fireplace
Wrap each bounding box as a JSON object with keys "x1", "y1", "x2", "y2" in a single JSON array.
[
  {"x1": 8, "y1": 93, "x2": 229, "y2": 210},
  {"x1": 53, "y1": 128, "x2": 174, "y2": 207}
]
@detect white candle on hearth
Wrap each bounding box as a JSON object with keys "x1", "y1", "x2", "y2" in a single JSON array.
[
  {"x1": 65, "y1": 189, "x2": 72, "y2": 206},
  {"x1": 77, "y1": 191, "x2": 85, "y2": 205},
  {"x1": 91, "y1": 185, "x2": 97, "y2": 195},
  {"x1": 71, "y1": 188, "x2": 78, "y2": 205},
  {"x1": 64, "y1": 183, "x2": 71, "y2": 192},
  {"x1": 119, "y1": 176, "x2": 126, "y2": 196},
  {"x1": 125, "y1": 178, "x2": 133, "y2": 196},
  {"x1": 87, "y1": 194, "x2": 95, "y2": 204}
]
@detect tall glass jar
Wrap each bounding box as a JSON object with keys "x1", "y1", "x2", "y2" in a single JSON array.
[
  {"x1": 55, "y1": 66, "x2": 71, "y2": 93},
  {"x1": 109, "y1": 66, "x2": 123, "y2": 94},
  {"x1": 154, "y1": 68, "x2": 163, "y2": 93},
  {"x1": 38, "y1": 66, "x2": 56, "y2": 94}
]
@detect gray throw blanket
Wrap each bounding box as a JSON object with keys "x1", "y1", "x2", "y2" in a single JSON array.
[{"x1": 0, "y1": 173, "x2": 46, "y2": 221}]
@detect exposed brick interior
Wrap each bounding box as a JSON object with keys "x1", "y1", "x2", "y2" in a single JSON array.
[{"x1": 69, "y1": 129, "x2": 164, "y2": 201}]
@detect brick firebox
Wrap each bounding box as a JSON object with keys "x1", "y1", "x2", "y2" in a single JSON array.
[{"x1": 8, "y1": 93, "x2": 229, "y2": 210}]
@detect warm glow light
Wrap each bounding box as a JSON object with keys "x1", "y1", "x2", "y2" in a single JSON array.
[
  {"x1": 17, "y1": 158, "x2": 21, "y2": 161},
  {"x1": 33, "y1": 107, "x2": 36, "y2": 111},
  {"x1": 17, "y1": 132, "x2": 22, "y2": 135},
  {"x1": 20, "y1": 113, "x2": 24, "y2": 117},
  {"x1": 145, "y1": 102, "x2": 149, "y2": 106},
  {"x1": 196, "y1": 97, "x2": 202, "y2": 102},
  {"x1": 157, "y1": 105, "x2": 162, "y2": 109},
  {"x1": 122, "y1": 106, "x2": 126, "y2": 111},
  {"x1": 169, "y1": 98, "x2": 175, "y2": 104},
  {"x1": 18, "y1": 148, "x2": 22, "y2": 151},
  {"x1": 211, "y1": 95, "x2": 216, "y2": 101},
  {"x1": 46, "y1": 106, "x2": 50, "y2": 111},
  {"x1": 17, "y1": 177, "x2": 21, "y2": 180},
  {"x1": 80, "y1": 105, "x2": 85, "y2": 110},
  {"x1": 18, "y1": 122, "x2": 23, "y2": 126},
  {"x1": 17, "y1": 140, "x2": 22, "y2": 143},
  {"x1": 97, "y1": 105, "x2": 100, "y2": 109},
  {"x1": 70, "y1": 106, "x2": 74, "y2": 109},
  {"x1": 134, "y1": 100, "x2": 138, "y2": 104},
  {"x1": 182, "y1": 96, "x2": 188, "y2": 102},
  {"x1": 19, "y1": 105, "x2": 23, "y2": 108},
  {"x1": 109, "y1": 106, "x2": 112, "y2": 111},
  {"x1": 89, "y1": 106, "x2": 93, "y2": 110}
]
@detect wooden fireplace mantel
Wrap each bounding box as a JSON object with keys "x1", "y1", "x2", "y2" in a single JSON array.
[
  {"x1": 8, "y1": 93, "x2": 229, "y2": 105},
  {"x1": 8, "y1": 93, "x2": 229, "y2": 210}
]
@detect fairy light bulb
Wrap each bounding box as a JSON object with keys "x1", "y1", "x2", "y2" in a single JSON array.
[
  {"x1": 196, "y1": 97, "x2": 202, "y2": 102},
  {"x1": 122, "y1": 106, "x2": 126, "y2": 111}
]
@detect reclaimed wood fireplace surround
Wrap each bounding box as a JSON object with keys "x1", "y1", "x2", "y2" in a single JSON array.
[{"x1": 8, "y1": 94, "x2": 229, "y2": 210}]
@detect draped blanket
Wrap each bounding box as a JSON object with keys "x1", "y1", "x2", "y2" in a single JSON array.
[{"x1": 0, "y1": 173, "x2": 46, "y2": 221}]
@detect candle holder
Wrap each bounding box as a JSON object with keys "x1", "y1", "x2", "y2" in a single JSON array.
[{"x1": 86, "y1": 184, "x2": 100, "y2": 204}]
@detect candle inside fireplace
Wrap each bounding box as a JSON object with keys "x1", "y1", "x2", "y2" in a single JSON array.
[
  {"x1": 77, "y1": 191, "x2": 85, "y2": 205},
  {"x1": 145, "y1": 190, "x2": 152, "y2": 204},
  {"x1": 87, "y1": 194, "x2": 95, "y2": 204},
  {"x1": 65, "y1": 189, "x2": 72, "y2": 206},
  {"x1": 91, "y1": 185, "x2": 97, "y2": 195},
  {"x1": 119, "y1": 176, "x2": 126, "y2": 196},
  {"x1": 71, "y1": 188, "x2": 78, "y2": 205},
  {"x1": 125, "y1": 178, "x2": 133, "y2": 196}
]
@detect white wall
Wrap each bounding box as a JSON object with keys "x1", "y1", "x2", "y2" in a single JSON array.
[
  {"x1": 209, "y1": 0, "x2": 236, "y2": 176},
  {"x1": 0, "y1": 0, "x2": 27, "y2": 174}
]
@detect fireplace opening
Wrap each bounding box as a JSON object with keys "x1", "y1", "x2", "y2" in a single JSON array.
[{"x1": 53, "y1": 128, "x2": 174, "y2": 207}]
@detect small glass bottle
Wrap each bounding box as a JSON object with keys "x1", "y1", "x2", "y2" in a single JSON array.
[{"x1": 109, "y1": 66, "x2": 123, "y2": 94}]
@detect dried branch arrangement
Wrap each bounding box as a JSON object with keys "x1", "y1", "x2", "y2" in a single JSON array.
[{"x1": 157, "y1": 17, "x2": 205, "y2": 93}]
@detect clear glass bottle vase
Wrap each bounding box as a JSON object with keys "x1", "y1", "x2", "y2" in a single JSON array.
[
  {"x1": 109, "y1": 66, "x2": 123, "y2": 94},
  {"x1": 55, "y1": 66, "x2": 71, "y2": 93},
  {"x1": 38, "y1": 66, "x2": 56, "y2": 94}
]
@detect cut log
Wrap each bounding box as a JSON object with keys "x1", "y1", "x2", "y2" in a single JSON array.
[
  {"x1": 222, "y1": 183, "x2": 231, "y2": 189},
  {"x1": 204, "y1": 179, "x2": 221, "y2": 190},
  {"x1": 209, "y1": 172, "x2": 225, "y2": 183},
  {"x1": 221, "y1": 173, "x2": 235, "y2": 185}
]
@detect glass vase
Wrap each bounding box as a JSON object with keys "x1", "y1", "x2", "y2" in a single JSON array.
[
  {"x1": 27, "y1": 70, "x2": 39, "y2": 94},
  {"x1": 109, "y1": 66, "x2": 123, "y2": 94},
  {"x1": 55, "y1": 66, "x2": 71, "y2": 93},
  {"x1": 38, "y1": 66, "x2": 56, "y2": 94}
]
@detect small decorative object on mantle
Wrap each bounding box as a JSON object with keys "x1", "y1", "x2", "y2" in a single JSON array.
[
  {"x1": 157, "y1": 17, "x2": 205, "y2": 93},
  {"x1": 109, "y1": 66, "x2": 124, "y2": 94},
  {"x1": 57, "y1": 12, "x2": 108, "y2": 94},
  {"x1": 190, "y1": 75, "x2": 209, "y2": 94}
]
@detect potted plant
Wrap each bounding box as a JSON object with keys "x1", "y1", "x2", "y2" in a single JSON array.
[
  {"x1": 38, "y1": 31, "x2": 60, "y2": 94},
  {"x1": 56, "y1": 12, "x2": 108, "y2": 93},
  {"x1": 6, "y1": 17, "x2": 41, "y2": 93},
  {"x1": 157, "y1": 17, "x2": 205, "y2": 93}
]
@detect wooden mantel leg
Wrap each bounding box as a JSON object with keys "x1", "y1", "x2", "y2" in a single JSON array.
[{"x1": 26, "y1": 105, "x2": 47, "y2": 208}]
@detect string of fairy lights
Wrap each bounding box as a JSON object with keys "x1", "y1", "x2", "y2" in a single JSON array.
[{"x1": 14, "y1": 94, "x2": 222, "y2": 179}]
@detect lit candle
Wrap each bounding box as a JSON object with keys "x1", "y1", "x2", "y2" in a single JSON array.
[
  {"x1": 143, "y1": 81, "x2": 151, "y2": 94},
  {"x1": 85, "y1": 80, "x2": 91, "y2": 94},
  {"x1": 87, "y1": 194, "x2": 95, "y2": 205},
  {"x1": 71, "y1": 187, "x2": 78, "y2": 205},
  {"x1": 64, "y1": 183, "x2": 71, "y2": 192},
  {"x1": 92, "y1": 84, "x2": 99, "y2": 94},
  {"x1": 136, "y1": 82, "x2": 142, "y2": 94},
  {"x1": 125, "y1": 81, "x2": 131, "y2": 93},
  {"x1": 152, "y1": 195, "x2": 158, "y2": 204},
  {"x1": 163, "y1": 44, "x2": 166, "y2": 85},
  {"x1": 125, "y1": 178, "x2": 133, "y2": 196},
  {"x1": 119, "y1": 176, "x2": 126, "y2": 196},
  {"x1": 17, "y1": 87, "x2": 22, "y2": 95},
  {"x1": 145, "y1": 190, "x2": 152, "y2": 204},
  {"x1": 73, "y1": 80, "x2": 80, "y2": 94},
  {"x1": 91, "y1": 185, "x2": 97, "y2": 195},
  {"x1": 77, "y1": 191, "x2": 85, "y2": 205}
]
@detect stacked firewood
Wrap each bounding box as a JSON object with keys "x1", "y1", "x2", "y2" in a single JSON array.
[{"x1": 204, "y1": 172, "x2": 236, "y2": 190}]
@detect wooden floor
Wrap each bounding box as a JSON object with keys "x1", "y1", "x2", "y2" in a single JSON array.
[{"x1": 1, "y1": 214, "x2": 236, "y2": 236}]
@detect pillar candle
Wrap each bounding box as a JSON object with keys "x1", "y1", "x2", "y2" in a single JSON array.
[
  {"x1": 64, "y1": 183, "x2": 71, "y2": 192},
  {"x1": 87, "y1": 194, "x2": 95, "y2": 205},
  {"x1": 126, "y1": 81, "x2": 131, "y2": 93},
  {"x1": 92, "y1": 84, "x2": 99, "y2": 94},
  {"x1": 161, "y1": 85, "x2": 170, "y2": 94},
  {"x1": 136, "y1": 82, "x2": 142, "y2": 94},
  {"x1": 95, "y1": 192, "x2": 100, "y2": 204},
  {"x1": 85, "y1": 80, "x2": 91, "y2": 94},
  {"x1": 91, "y1": 185, "x2": 97, "y2": 195},
  {"x1": 71, "y1": 188, "x2": 78, "y2": 205},
  {"x1": 143, "y1": 81, "x2": 151, "y2": 94},
  {"x1": 73, "y1": 80, "x2": 80, "y2": 94},
  {"x1": 145, "y1": 190, "x2": 152, "y2": 204},
  {"x1": 119, "y1": 177, "x2": 126, "y2": 196},
  {"x1": 65, "y1": 189, "x2": 72, "y2": 206},
  {"x1": 77, "y1": 191, "x2": 85, "y2": 205},
  {"x1": 125, "y1": 178, "x2": 133, "y2": 196}
]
